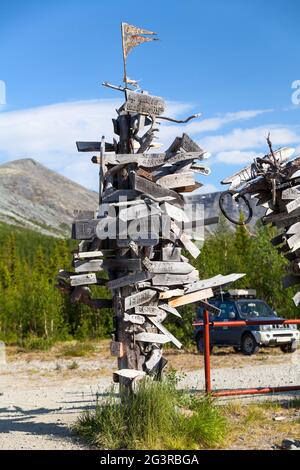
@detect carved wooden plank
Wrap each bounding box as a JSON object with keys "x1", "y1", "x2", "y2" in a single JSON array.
[
  {"x1": 70, "y1": 273, "x2": 97, "y2": 287},
  {"x1": 117, "y1": 237, "x2": 159, "y2": 248},
  {"x1": 123, "y1": 313, "x2": 145, "y2": 325},
  {"x1": 135, "y1": 306, "x2": 163, "y2": 316},
  {"x1": 287, "y1": 233, "x2": 300, "y2": 252},
  {"x1": 281, "y1": 186, "x2": 300, "y2": 200},
  {"x1": 184, "y1": 273, "x2": 245, "y2": 293},
  {"x1": 145, "y1": 348, "x2": 162, "y2": 371},
  {"x1": 124, "y1": 289, "x2": 157, "y2": 311},
  {"x1": 287, "y1": 222, "x2": 300, "y2": 235},
  {"x1": 72, "y1": 219, "x2": 99, "y2": 240},
  {"x1": 286, "y1": 197, "x2": 300, "y2": 214},
  {"x1": 171, "y1": 222, "x2": 200, "y2": 259},
  {"x1": 167, "y1": 133, "x2": 203, "y2": 154},
  {"x1": 177, "y1": 183, "x2": 203, "y2": 193},
  {"x1": 191, "y1": 164, "x2": 211, "y2": 176},
  {"x1": 107, "y1": 272, "x2": 152, "y2": 290},
  {"x1": 161, "y1": 247, "x2": 182, "y2": 262},
  {"x1": 125, "y1": 90, "x2": 165, "y2": 116},
  {"x1": 168, "y1": 288, "x2": 214, "y2": 307},
  {"x1": 119, "y1": 203, "x2": 161, "y2": 222},
  {"x1": 133, "y1": 174, "x2": 183, "y2": 207},
  {"x1": 156, "y1": 172, "x2": 195, "y2": 189},
  {"x1": 73, "y1": 251, "x2": 103, "y2": 260},
  {"x1": 152, "y1": 272, "x2": 199, "y2": 286},
  {"x1": 161, "y1": 202, "x2": 189, "y2": 223},
  {"x1": 293, "y1": 291, "x2": 300, "y2": 306},
  {"x1": 143, "y1": 260, "x2": 194, "y2": 274},
  {"x1": 137, "y1": 168, "x2": 155, "y2": 181},
  {"x1": 134, "y1": 332, "x2": 170, "y2": 344},
  {"x1": 158, "y1": 303, "x2": 182, "y2": 318},
  {"x1": 149, "y1": 318, "x2": 182, "y2": 349},
  {"x1": 74, "y1": 259, "x2": 104, "y2": 273},
  {"x1": 103, "y1": 259, "x2": 142, "y2": 271},
  {"x1": 159, "y1": 289, "x2": 185, "y2": 300}
]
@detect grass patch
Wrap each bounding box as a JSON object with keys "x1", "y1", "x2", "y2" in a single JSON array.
[
  {"x1": 73, "y1": 373, "x2": 226, "y2": 450},
  {"x1": 60, "y1": 342, "x2": 96, "y2": 357},
  {"x1": 22, "y1": 335, "x2": 55, "y2": 351}
]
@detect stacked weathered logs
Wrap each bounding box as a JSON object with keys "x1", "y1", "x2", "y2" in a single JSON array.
[
  {"x1": 222, "y1": 146, "x2": 300, "y2": 307},
  {"x1": 57, "y1": 88, "x2": 244, "y2": 388}
]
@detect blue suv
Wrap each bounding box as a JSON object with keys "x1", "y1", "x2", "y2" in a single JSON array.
[{"x1": 194, "y1": 292, "x2": 299, "y2": 355}]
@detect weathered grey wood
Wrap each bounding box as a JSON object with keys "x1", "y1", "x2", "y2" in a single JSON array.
[
  {"x1": 156, "y1": 172, "x2": 195, "y2": 189},
  {"x1": 286, "y1": 197, "x2": 300, "y2": 214},
  {"x1": 161, "y1": 202, "x2": 189, "y2": 223},
  {"x1": 125, "y1": 90, "x2": 165, "y2": 116},
  {"x1": 171, "y1": 222, "x2": 200, "y2": 259},
  {"x1": 166, "y1": 133, "x2": 203, "y2": 154},
  {"x1": 124, "y1": 289, "x2": 157, "y2": 311},
  {"x1": 74, "y1": 259, "x2": 104, "y2": 273},
  {"x1": 73, "y1": 210, "x2": 96, "y2": 220},
  {"x1": 143, "y1": 260, "x2": 194, "y2": 274},
  {"x1": 158, "y1": 303, "x2": 182, "y2": 318},
  {"x1": 119, "y1": 203, "x2": 161, "y2": 222},
  {"x1": 183, "y1": 273, "x2": 245, "y2": 293},
  {"x1": 287, "y1": 233, "x2": 300, "y2": 252},
  {"x1": 70, "y1": 273, "x2": 97, "y2": 286},
  {"x1": 293, "y1": 291, "x2": 300, "y2": 306},
  {"x1": 152, "y1": 272, "x2": 199, "y2": 286},
  {"x1": 168, "y1": 288, "x2": 214, "y2": 307},
  {"x1": 161, "y1": 247, "x2": 182, "y2": 262},
  {"x1": 134, "y1": 332, "x2": 170, "y2": 344},
  {"x1": 103, "y1": 259, "x2": 142, "y2": 271},
  {"x1": 107, "y1": 272, "x2": 152, "y2": 290},
  {"x1": 281, "y1": 186, "x2": 300, "y2": 200},
  {"x1": 116, "y1": 237, "x2": 159, "y2": 247},
  {"x1": 287, "y1": 222, "x2": 300, "y2": 235},
  {"x1": 159, "y1": 289, "x2": 185, "y2": 299},
  {"x1": 145, "y1": 348, "x2": 162, "y2": 371},
  {"x1": 149, "y1": 318, "x2": 182, "y2": 349},
  {"x1": 190, "y1": 164, "x2": 211, "y2": 176},
  {"x1": 72, "y1": 219, "x2": 99, "y2": 240},
  {"x1": 133, "y1": 174, "x2": 183, "y2": 207},
  {"x1": 73, "y1": 251, "x2": 103, "y2": 260},
  {"x1": 123, "y1": 313, "x2": 145, "y2": 325},
  {"x1": 134, "y1": 306, "x2": 163, "y2": 316}
]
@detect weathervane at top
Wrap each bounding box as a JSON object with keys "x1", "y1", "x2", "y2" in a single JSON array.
[{"x1": 121, "y1": 22, "x2": 159, "y2": 87}]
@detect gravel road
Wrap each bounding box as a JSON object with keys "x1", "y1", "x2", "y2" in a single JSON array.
[{"x1": 0, "y1": 350, "x2": 299, "y2": 450}]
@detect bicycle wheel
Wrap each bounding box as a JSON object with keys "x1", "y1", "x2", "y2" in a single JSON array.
[{"x1": 219, "y1": 190, "x2": 253, "y2": 225}]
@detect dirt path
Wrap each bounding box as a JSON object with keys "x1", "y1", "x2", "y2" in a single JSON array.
[{"x1": 0, "y1": 344, "x2": 299, "y2": 450}]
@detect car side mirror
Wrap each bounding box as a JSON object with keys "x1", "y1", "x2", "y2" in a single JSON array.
[{"x1": 228, "y1": 312, "x2": 236, "y2": 319}]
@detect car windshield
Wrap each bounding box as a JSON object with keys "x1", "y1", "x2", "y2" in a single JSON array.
[{"x1": 236, "y1": 300, "x2": 274, "y2": 318}]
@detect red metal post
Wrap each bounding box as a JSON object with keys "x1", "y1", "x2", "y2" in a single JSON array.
[{"x1": 203, "y1": 309, "x2": 212, "y2": 394}]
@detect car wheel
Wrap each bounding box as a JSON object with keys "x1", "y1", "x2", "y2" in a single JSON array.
[
  {"x1": 280, "y1": 342, "x2": 297, "y2": 354},
  {"x1": 233, "y1": 346, "x2": 241, "y2": 353},
  {"x1": 241, "y1": 333, "x2": 259, "y2": 356},
  {"x1": 196, "y1": 335, "x2": 213, "y2": 354}
]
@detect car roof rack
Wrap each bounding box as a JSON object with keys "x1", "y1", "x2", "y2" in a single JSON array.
[{"x1": 227, "y1": 289, "x2": 257, "y2": 299}]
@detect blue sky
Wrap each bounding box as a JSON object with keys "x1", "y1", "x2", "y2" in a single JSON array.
[{"x1": 0, "y1": 0, "x2": 300, "y2": 192}]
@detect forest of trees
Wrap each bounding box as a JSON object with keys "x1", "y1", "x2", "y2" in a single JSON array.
[{"x1": 0, "y1": 218, "x2": 298, "y2": 348}]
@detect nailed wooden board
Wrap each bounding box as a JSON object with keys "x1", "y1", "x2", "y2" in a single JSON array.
[
  {"x1": 171, "y1": 222, "x2": 200, "y2": 259},
  {"x1": 116, "y1": 237, "x2": 159, "y2": 248},
  {"x1": 123, "y1": 313, "x2": 145, "y2": 325},
  {"x1": 119, "y1": 203, "x2": 161, "y2": 222},
  {"x1": 143, "y1": 260, "x2": 194, "y2": 274},
  {"x1": 168, "y1": 288, "x2": 214, "y2": 307},
  {"x1": 161, "y1": 202, "x2": 189, "y2": 223},
  {"x1": 158, "y1": 303, "x2": 182, "y2": 318},
  {"x1": 135, "y1": 306, "x2": 163, "y2": 316},
  {"x1": 287, "y1": 233, "x2": 300, "y2": 252},
  {"x1": 133, "y1": 174, "x2": 184, "y2": 207},
  {"x1": 293, "y1": 291, "x2": 300, "y2": 306},
  {"x1": 107, "y1": 272, "x2": 152, "y2": 290},
  {"x1": 124, "y1": 289, "x2": 157, "y2": 311},
  {"x1": 73, "y1": 251, "x2": 103, "y2": 260},
  {"x1": 156, "y1": 172, "x2": 195, "y2": 189},
  {"x1": 134, "y1": 332, "x2": 170, "y2": 344},
  {"x1": 286, "y1": 197, "x2": 300, "y2": 214},
  {"x1": 145, "y1": 349, "x2": 162, "y2": 371},
  {"x1": 76, "y1": 141, "x2": 114, "y2": 152},
  {"x1": 74, "y1": 259, "x2": 104, "y2": 273},
  {"x1": 124, "y1": 90, "x2": 165, "y2": 116},
  {"x1": 102, "y1": 190, "x2": 138, "y2": 203},
  {"x1": 152, "y1": 272, "x2": 199, "y2": 286},
  {"x1": 149, "y1": 318, "x2": 182, "y2": 349},
  {"x1": 72, "y1": 219, "x2": 99, "y2": 240},
  {"x1": 159, "y1": 289, "x2": 185, "y2": 299},
  {"x1": 161, "y1": 247, "x2": 182, "y2": 262},
  {"x1": 183, "y1": 273, "x2": 245, "y2": 294},
  {"x1": 70, "y1": 273, "x2": 97, "y2": 287},
  {"x1": 281, "y1": 186, "x2": 300, "y2": 200},
  {"x1": 287, "y1": 222, "x2": 300, "y2": 235}
]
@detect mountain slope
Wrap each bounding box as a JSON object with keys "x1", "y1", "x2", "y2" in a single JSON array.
[{"x1": 0, "y1": 158, "x2": 98, "y2": 237}]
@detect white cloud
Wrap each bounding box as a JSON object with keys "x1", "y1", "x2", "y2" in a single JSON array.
[
  {"x1": 215, "y1": 150, "x2": 263, "y2": 165},
  {"x1": 0, "y1": 98, "x2": 275, "y2": 188}
]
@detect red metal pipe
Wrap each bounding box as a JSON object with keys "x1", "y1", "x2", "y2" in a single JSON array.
[
  {"x1": 193, "y1": 319, "x2": 300, "y2": 327},
  {"x1": 203, "y1": 309, "x2": 211, "y2": 394},
  {"x1": 212, "y1": 385, "x2": 300, "y2": 397}
]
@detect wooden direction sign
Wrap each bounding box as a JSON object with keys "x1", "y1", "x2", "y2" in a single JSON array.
[
  {"x1": 156, "y1": 172, "x2": 195, "y2": 190},
  {"x1": 134, "y1": 332, "x2": 170, "y2": 344},
  {"x1": 133, "y1": 174, "x2": 184, "y2": 207},
  {"x1": 149, "y1": 317, "x2": 182, "y2": 349},
  {"x1": 70, "y1": 273, "x2": 97, "y2": 287},
  {"x1": 107, "y1": 272, "x2": 152, "y2": 290},
  {"x1": 143, "y1": 261, "x2": 194, "y2": 274},
  {"x1": 125, "y1": 90, "x2": 165, "y2": 116},
  {"x1": 124, "y1": 289, "x2": 157, "y2": 311},
  {"x1": 168, "y1": 288, "x2": 214, "y2": 307},
  {"x1": 74, "y1": 259, "x2": 104, "y2": 273}
]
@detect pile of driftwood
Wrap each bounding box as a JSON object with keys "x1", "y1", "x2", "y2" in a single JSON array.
[{"x1": 221, "y1": 141, "x2": 300, "y2": 307}]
